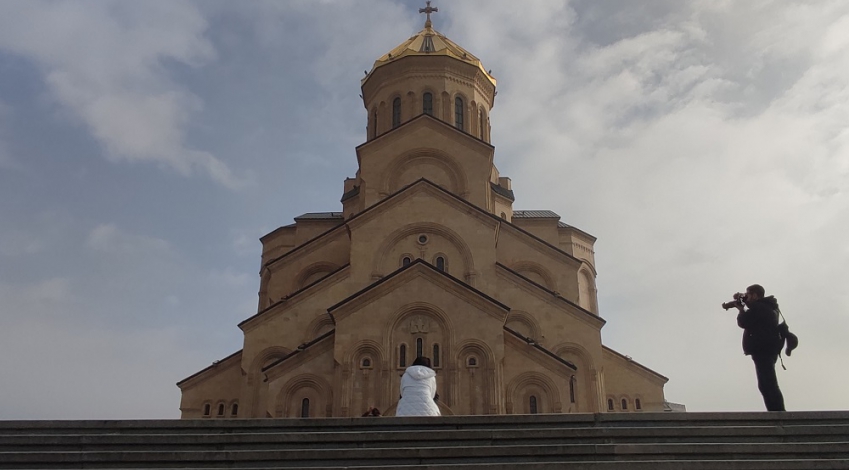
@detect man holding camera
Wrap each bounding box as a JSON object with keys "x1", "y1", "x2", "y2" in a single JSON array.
[{"x1": 728, "y1": 284, "x2": 786, "y2": 411}]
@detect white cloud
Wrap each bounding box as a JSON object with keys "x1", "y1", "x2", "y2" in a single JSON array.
[
  {"x1": 208, "y1": 267, "x2": 251, "y2": 288},
  {"x1": 3, "y1": 0, "x2": 849, "y2": 417},
  {"x1": 0, "y1": 316, "x2": 201, "y2": 419},
  {"x1": 0, "y1": 0, "x2": 244, "y2": 188},
  {"x1": 0, "y1": 278, "x2": 72, "y2": 320},
  {"x1": 0, "y1": 100, "x2": 16, "y2": 169},
  {"x1": 439, "y1": 1, "x2": 849, "y2": 410},
  {"x1": 86, "y1": 223, "x2": 172, "y2": 256}
]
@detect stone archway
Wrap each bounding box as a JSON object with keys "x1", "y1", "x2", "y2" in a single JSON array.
[
  {"x1": 276, "y1": 374, "x2": 333, "y2": 418},
  {"x1": 453, "y1": 340, "x2": 497, "y2": 415},
  {"x1": 381, "y1": 148, "x2": 468, "y2": 197},
  {"x1": 506, "y1": 372, "x2": 561, "y2": 414}
]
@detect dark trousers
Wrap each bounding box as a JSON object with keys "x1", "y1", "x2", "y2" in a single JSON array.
[{"x1": 751, "y1": 354, "x2": 785, "y2": 411}]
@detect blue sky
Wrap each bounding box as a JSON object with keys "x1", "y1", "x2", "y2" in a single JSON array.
[{"x1": 1, "y1": 0, "x2": 847, "y2": 419}]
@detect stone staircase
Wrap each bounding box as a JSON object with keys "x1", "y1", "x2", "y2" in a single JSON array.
[{"x1": 2, "y1": 411, "x2": 849, "y2": 469}]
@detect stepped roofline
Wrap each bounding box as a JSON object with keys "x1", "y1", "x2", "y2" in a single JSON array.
[{"x1": 263, "y1": 178, "x2": 585, "y2": 270}]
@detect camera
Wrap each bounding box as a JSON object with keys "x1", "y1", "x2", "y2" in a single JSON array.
[{"x1": 721, "y1": 292, "x2": 747, "y2": 310}]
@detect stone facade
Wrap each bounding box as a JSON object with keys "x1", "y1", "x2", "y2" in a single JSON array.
[{"x1": 178, "y1": 15, "x2": 668, "y2": 419}]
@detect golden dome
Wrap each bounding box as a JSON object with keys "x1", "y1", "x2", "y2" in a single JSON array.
[{"x1": 363, "y1": 24, "x2": 496, "y2": 87}]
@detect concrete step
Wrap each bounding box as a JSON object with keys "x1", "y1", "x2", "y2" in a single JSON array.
[
  {"x1": 64, "y1": 462, "x2": 849, "y2": 470},
  {"x1": 3, "y1": 411, "x2": 849, "y2": 435},
  {"x1": 3, "y1": 424, "x2": 849, "y2": 452},
  {"x1": 2, "y1": 442, "x2": 849, "y2": 468},
  {"x1": 2, "y1": 412, "x2": 848, "y2": 469}
]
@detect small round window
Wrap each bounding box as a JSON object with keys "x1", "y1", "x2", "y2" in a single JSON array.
[{"x1": 418, "y1": 234, "x2": 429, "y2": 244}]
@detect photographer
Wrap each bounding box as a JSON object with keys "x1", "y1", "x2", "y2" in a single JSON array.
[{"x1": 725, "y1": 284, "x2": 785, "y2": 411}]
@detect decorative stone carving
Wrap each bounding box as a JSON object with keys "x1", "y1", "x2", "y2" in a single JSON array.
[{"x1": 410, "y1": 316, "x2": 430, "y2": 334}]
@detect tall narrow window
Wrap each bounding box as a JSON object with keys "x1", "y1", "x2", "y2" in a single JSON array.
[
  {"x1": 435, "y1": 256, "x2": 445, "y2": 272},
  {"x1": 402, "y1": 256, "x2": 412, "y2": 266},
  {"x1": 480, "y1": 109, "x2": 485, "y2": 137},
  {"x1": 372, "y1": 108, "x2": 378, "y2": 138},
  {"x1": 217, "y1": 404, "x2": 225, "y2": 416},
  {"x1": 432, "y1": 344, "x2": 440, "y2": 367},
  {"x1": 203, "y1": 403, "x2": 211, "y2": 416},
  {"x1": 301, "y1": 398, "x2": 310, "y2": 418},
  {"x1": 607, "y1": 398, "x2": 614, "y2": 411},
  {"x1": 454, "y1": 97, "x2": 464, "y2": 130},
  {"x1": 569, "y1": 376, "x2": 576, "y2": 404},
  {"x1": 399, "y1": 344, "x2": 407, "y2": 368},
  {"x1": 529, "y1": 395, "x2": 538, "y2": 414},
  {"x1": 621, "y1": 399, "x2": 628, "y2": 410},
  {"x1": 416, "y1": 337, "x2": 423, "y2": 357},
  {"x1": 231, "y1": 403, "x2": 238, "y2": 417},
  {"x1": 392, "y1": 97, "x2": 401, "y2": 128},
  {"x1": 635, "y1": 399, "x2": 642, "y2": 410},
  {"x1": 423, "y1": 92, "x2": 433, "y2": 115}
]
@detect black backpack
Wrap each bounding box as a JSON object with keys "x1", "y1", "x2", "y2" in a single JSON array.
[{"x1": 777, "y1": 308, "x2": 799, "y2": 369}]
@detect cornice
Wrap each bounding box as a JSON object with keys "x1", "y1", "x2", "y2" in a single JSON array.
[
  {"x1": 504, "y1": 329, "x2": 577, "y2": 375},
  {"x1": 176, "y1": 350, "x2": 242, "y2": 390},
  {"x1": 499, "y1": 221, "x2": 583, "y2": 268},
  {"x1": 602, "y1": 345, "x2": 669, "y2": 384},
  {"x1": 356, "y1": 113, "x2": 495, "y2": 156},
  {"x1": 329, "y1": 259, "x2": 509, "y2": 324},
  {"x1": 495, "y1": 262, "x2": 606, "y2": 329},
  {"x1": 239, "y1": 265, "x2": 351, "y2": 332},
  {"x1": 362, "y1": 56, "x2": 495, "y2": 106},
  {"x1": 345, "y1": 178, "x2": 498, "y2": 232},
  {"x1": 264, "y1": 226, "x2": 348, "y2": 274},
  {"x1": 263, "y1": 330, "x2": 336, "y2": 382}
]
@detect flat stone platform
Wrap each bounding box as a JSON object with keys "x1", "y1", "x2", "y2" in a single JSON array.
[{"x1": 2, "y1": 411, "x2": 848, "y2": 469}]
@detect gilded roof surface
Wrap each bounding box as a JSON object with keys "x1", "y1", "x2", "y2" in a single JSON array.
[{"x1": 364, "y1": 24, "x2": 496, "y2": 87}]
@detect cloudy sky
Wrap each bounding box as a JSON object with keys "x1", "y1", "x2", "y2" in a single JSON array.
[{"x1": 1, "y1": 0, "x2": 847, "y2": 419}]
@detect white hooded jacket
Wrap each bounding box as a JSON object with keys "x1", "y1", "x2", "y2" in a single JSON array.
[{"x1": 395, "y1": 365, "x2": 440, "y2": 416}]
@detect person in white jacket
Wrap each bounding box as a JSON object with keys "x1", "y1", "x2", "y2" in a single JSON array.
[{"x1": 395, "y1": 356, "x2": 441, "y2": 416}]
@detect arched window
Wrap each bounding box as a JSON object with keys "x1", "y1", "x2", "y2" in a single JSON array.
[
  {"x1": 301, "y1": 398, "x2": 310, "y2": 418},
  {"x1": 435, "y1": 256, "x2": 445, "y2": 272},
  {"x1": 423, "y1": 92, "x2": 433, "y2": 115},
  {"x1": 569, "y1": 376, "x2": 576, "y2": 404},
  {"x1": 231, "y1": 403, "x2": 238, "y2": 417},
  {"x1": 203, "y1": 403, "x2": 211, "y2": 416},
  {"x1": 399, "y1": 344, "x2": 407, "y2": 368},
  {"x1": 416, "y1": 337, "x2": 423, "y2": 357},
  {"x1": 217, "y1": 403, "x2": 225, "y2": 416},
  {"x1": 454, "y1": 97, "x2": 464, "y2": 130},
  {"x1": 621, "y1": 398, "x2": 628, "y2": 410},
  {"x1": 372, "y1": 108, "x2": 378, "y2": 138},
  {"x1": 500, "y1": 212, "x2": 507, "y2": 219},
  {"x1": 432, "y1": 344, "x2": 440, "y2": 368},
  {"x1": 392, "y1": 97, "x2": 401, "y2": 128},
  {"x1": 607, "y1": 398, "x2": 614, "y2": 411},
  {"x1": 635, "y1": 398, "x2": 642, "y2": 410},
  {"x1": 467, "y1": 357, "x2": 477, "y2": 367},
  {"x1": 361, "y1": 357, "x2": 371, "y2": 369},
  {"x1": 402, "y1": 256, "x2": 412, "y2": 266},
  {"x1": 529, "y1": 395, "x2": 538, "y2": 414}
]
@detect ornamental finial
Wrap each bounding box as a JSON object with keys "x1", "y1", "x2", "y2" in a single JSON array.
[{"x1": 419, "y1": 1, "x2": 438, "y2": 29}]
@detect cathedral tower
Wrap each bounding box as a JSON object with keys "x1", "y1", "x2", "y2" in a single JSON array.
[{"x1": 178, "y1": 4, "x2": 669, "y2": 419}]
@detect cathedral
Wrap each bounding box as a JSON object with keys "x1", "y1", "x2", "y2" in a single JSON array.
[{"x1": 178, "y1": 5, "x2": 669, "y2": 419}]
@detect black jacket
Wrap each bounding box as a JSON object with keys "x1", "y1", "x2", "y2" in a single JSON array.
[{"x1": 737, "y1": 296, "x2": 783, "y2": 356}]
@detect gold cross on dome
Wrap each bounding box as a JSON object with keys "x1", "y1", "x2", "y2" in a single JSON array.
[{"x1": 419, "y1": 1, "x2": 438, "y2": 28}]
